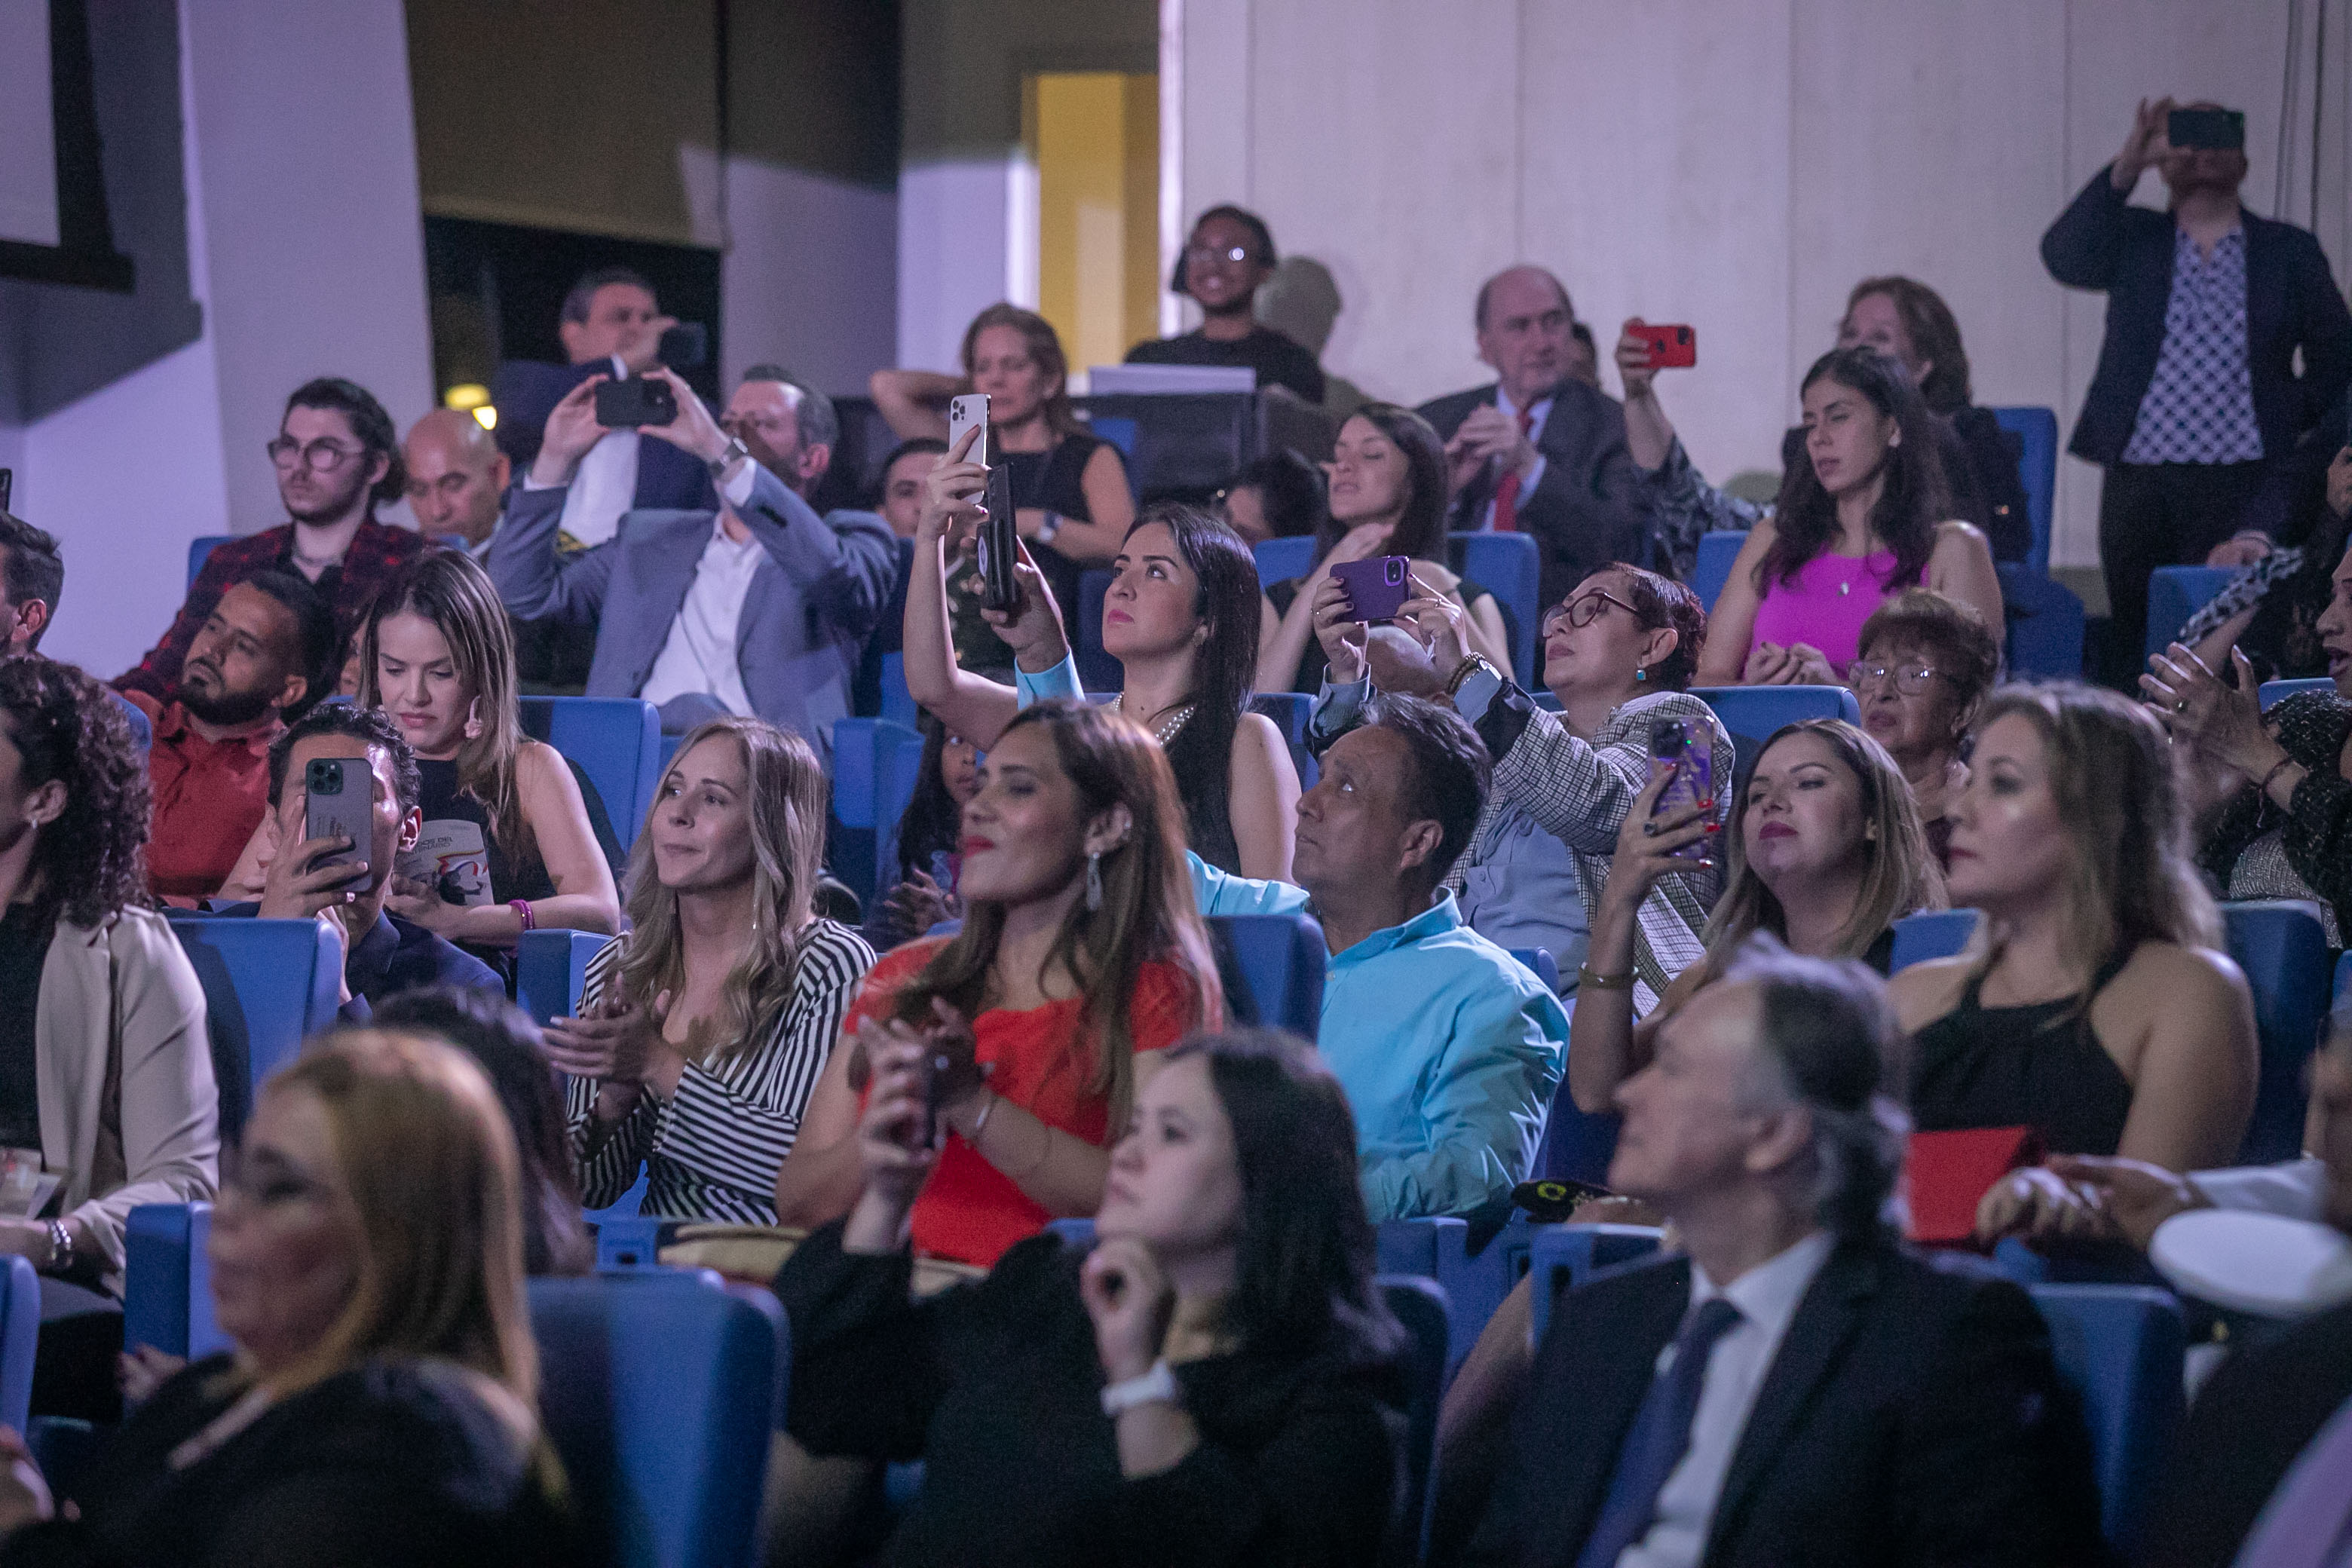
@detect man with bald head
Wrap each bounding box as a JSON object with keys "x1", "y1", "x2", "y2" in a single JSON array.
[
  {"x1": 403, "y1": 408, "x2": 510, "y2": 555},
  {"x1": 1419, "y1": 265, "x2": 1648, "y2": 609}
]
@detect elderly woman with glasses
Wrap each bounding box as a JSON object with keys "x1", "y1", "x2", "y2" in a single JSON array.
[
  {"x1": 1312, "y1": 562, "x2": 1732, "y2": 1009},
  {"x1": 1846, "y1": 590, "x2": 2004, "y2": 868}
]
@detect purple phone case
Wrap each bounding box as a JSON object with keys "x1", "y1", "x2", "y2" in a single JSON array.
[
  {"x1": 1649, "y1": 721, "x2": 1714, "y2": 860},
  {"x1": 1332, "y1": 556, "x2": 1413, "y2": 622}
]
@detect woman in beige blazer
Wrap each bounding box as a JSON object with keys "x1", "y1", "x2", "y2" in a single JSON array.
[{"x1": 0, "y1": 660, "x2": 217, "y2": 1417}]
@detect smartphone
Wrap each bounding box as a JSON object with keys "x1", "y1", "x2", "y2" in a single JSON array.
[
  {"x1": 657, "y1": 322, "x2": 708, "y2": 370},
  {"x1": 1331, "y1": 555, "x2": 1413, "y2": 623},
  {"x1": 1647, "y1": 717, "x2": 1714, "y2": 861},
  {"x1": 1633, "y1": 323, "x2": 1697, "y2": 369},
  {"x1": 948, "y1": 393, "x2": 989, "y2": 465},
  {"x1": 2168, "y1": 107, "x2": 2245, "y2": 152},
  {"x1": 0, "y1": 470, "x2": 11, "y2": 512},
  {"x1": 593, "y1": 375, "x2": 678, "y2": 429},
  {"x1": 302, "y1": 754, "x2": 375, "y2": 890},
  {"x1": 921, "y1": 1047, "x2": 955, "y2": 1150},
  {"x1": 976, "y1": 464, "x2": 1021, "y2": 613}
]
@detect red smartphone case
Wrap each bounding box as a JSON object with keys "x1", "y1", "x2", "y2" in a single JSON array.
[{"x1": 1635, "y1": 323, "x2": 1697, "y2": 369}]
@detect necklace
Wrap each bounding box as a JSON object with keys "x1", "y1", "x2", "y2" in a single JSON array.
[{"x1": 1120, "y1": 696, "x2": 1197, "y2": 746}]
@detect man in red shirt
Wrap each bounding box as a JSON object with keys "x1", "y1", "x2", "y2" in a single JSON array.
[
  {"x1": 124, "y1": 572, "x2": 336, "y2": 902},
  {"x1": 117, "y1": 377, "x2": 424, "y2": 703}
]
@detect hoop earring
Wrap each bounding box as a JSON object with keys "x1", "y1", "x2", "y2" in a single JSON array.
[
  {"x1": 1084, "y1": 850, "x2": 1104, "y2": 911},
  {"x1": 462, "y1": 697, "x2": 484, "y2": 742}
]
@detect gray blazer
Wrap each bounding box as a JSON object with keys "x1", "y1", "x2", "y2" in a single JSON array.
[{"x1": 489, "y1": 464, "x2": 896, "y2": 758}]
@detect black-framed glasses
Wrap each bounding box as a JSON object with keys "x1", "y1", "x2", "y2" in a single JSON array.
[
  {"x1": 1184, "y1": 243, "x2": 1257, "y2": 266},
  {"x1": 266, "y1": 436, "x2": 362, "y2": 473},
  {"x1": 1845, "y1": 660, "x2": 1946, "y2": 695},
  {"x1": 1542, "y1": 589, "x2": 1642, "y2": 637}
]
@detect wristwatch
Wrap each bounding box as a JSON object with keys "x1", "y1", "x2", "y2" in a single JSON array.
[
  {"x1": 1034, "y1": 509, "x2": 1062, "y2": 544},
  {"x1": 46, "y1": 1219, "x2": 72, "y2": 1276},
  {"x1": 1100, "y1": 1358, "x2": 1181, "y2": 1417},
  {"x1": 706, "y1": 436, "x2": 750, "y2": 479}
]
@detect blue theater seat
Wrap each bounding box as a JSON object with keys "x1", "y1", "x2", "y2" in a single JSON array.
[
  {"x1": 1377, "y1": 1273, "x2": 1450, "y2": 1565},
  {"x1": 1527, "y1": 1223, "x2": 1664, "y2": 1342},
  {"x1": 1695, "y1": 686, "x2": 1860, "y2": 792},
  {"x1": 519, "y1": 696, "x2": 662, "y2": 853},
  {"x1": 2000, "y1": 565, "x2": 2087, "y2": 681},
  {"x1": 0, "y1": 1258, "x2": 39, "y2": 1438},
  {"x1": 1210, "y1": 913, "x2": 1325, "y2": 1037},
  {"x1": 2260, "y1": 677, "x2": 2333, "y2": 709},
  {"x1": 187, "y1": 535, "x2": 231, "y2": 590},
  {"x1": 2221, "y1": 899, "x2": 2332, "y2": 1165},
  {"x1": 2145, "y1": 567, "x2": 2234, "y2": 663},
  {"x1": 1455, "y1": 531, "x2": 1542, "y2": 688},
  {"x1": 1251, "y1": 535, "x2": 1315, "y2": 588},
  {"x1": 1988, "y1": 406, "x2": 2058, "y2": 576},
  {"x1": 516, "y1": 928, "x2": 611, "y2": 1027},
  {"x1": 164, "y1": 913, "x2": 341, "y2": 1143},
  {"x1": 1248, "y1": 690, "x2": 1319, "y2": 789},
  {"x1": 1375, "y1": 1214, "x2": 1541, "y2": 1377},
  {"x1": 1692, "y1": 530, "x2": 1745, "y2": 613},
  {"x1": 1888, "y1": 908, "x2": 1983, "y2": 971},
  {"x1": 123, "y1": 1202, "x2": 228, "y2": 1361},
  {"x1": 2030, "y1": 1284, "x2": 2183, "y2": 1558},
  {"x1": 830, "y1": 716, "x2": 926, "y2": 912}
]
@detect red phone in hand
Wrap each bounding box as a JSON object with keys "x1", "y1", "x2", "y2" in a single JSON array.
[{"x1": 1633, "y1": 323, "x2": 1697, "y2": 369}]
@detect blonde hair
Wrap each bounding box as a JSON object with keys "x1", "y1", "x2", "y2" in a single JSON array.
[
  {"x1": 617, "y1": 717, "x2": 829, "y2": 1058},
  {"x1": 1704, "y1": 719, "x2": 1946, "y2": 970},
  {"x1": 250, "y1": 1031, "x2": 538, "y2": 1423}
]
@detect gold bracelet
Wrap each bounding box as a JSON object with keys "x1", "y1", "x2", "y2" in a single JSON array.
[
  {"x1": 1578, "y1": 964, "x2": 1637, "y2": 991},
  {"x1": 2259, "y1": 755, "x2": 2301, "y2": 800}
]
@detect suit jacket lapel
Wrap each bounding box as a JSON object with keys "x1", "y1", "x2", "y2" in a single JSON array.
[
  {"x1": 1701, "y1": 1242, "x2": 1884, "y2": 1563},
  {"x1": 1539, "y1": 1259, "x2": 1693, "y2": 1566}
]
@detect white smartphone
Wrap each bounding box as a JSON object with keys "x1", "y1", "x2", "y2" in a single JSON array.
[{"x1": 947, "y1": 394, "x2": 989, "y2": 465}]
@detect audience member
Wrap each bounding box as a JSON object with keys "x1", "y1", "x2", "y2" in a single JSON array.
[
  {"x1": 553, "y1": 717, "x2": 874, "y2": 1223},
  {"x1": 1122, "y1": 206, "x2": 1328, "y2": 404},
  {"x1": 908, "y1": 482, "x2": 1300, "y2": 878},
  {"x1": 124, "y1": 574, "x2": 335, "y2": 902},
  {"x1": 1417, "y1": 265, "x2": 1646, "y2": 610},
  {"x1": 868, "y1": 713, "x2": 978, "y2": 951},
  {"x1": 773, "y1": 702, "x2": 1219, "y2": 1266},
  {"x1": 1568, "y1": 718, "x2": 1943, "y2": 1114},
  {"x1": 1698, "y1": 348, "x2": 2001, "y2": 684},
  {"x1": 1848, "y1": 590, "x2": 2003, "y2": 866},
  {"x1": 0, "y1": 1032, "x2": 570, "y2": 1565},
  {"x1": 873, "y1": 436, "x2": 947, "y2": 540},
  {"x1": 776, "y1": 1029, "x2": 1401, "y2": 1566},
  {"x1": 1291, "y1": 694, "x2": 1568, "y2": 1221},
  {"x1": 0, "y1": 511, "x2": 61, "y2": 655},
  {"x1": 1260, "y1": 404, "x2": 1511, "y2": 694},
  {"x1": 118, "y1": 378, "x2": 426, "y2": 704},
  {"x1": 1890, "y1": 683, "x2": 2257, "y2": 1168},
  {"x1": 365, "y1": 988, "x2": 591, "y2": 1277},
  {"x1": 871, "y1": 304, "x2": 1136, "y2": 630},
  {"x1": 2178, "y1": 390, "x2": 2352, "y2": 677},
  {"x1": 401, "y1": 408, "x2": 510, "y2": 556},
  {"x1": 1459, "y1": 940, "x2": 2105, "y2": 1568},
  {"x1": 2157, "y1": 560, "x2": 2352, "y2": 943},
  {"x1": 231, "y1": 703, "x2": 501, "y2": 1009},
  {"x1": 1317, "y1": 562, "x2": 1732, "y2": 1003},
  {"x1": 488, "y1": 362, "x2": 896, "y2": 747},
  {"x1": 1217, "y1": 449, "x2": 1325, "y2": 547},
  {"x1": 2043, "y1": 97, "x2": 2352, "y2": 685},
  {"x1": 0, "y1": 660, "x2": 217, "y2": 1422},
  {"x1": 485, "y1": 265, "x2": 715, "y2": 552}
]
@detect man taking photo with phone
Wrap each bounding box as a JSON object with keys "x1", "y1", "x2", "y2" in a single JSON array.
[{"x1": 2043, "y1": 97, "x2": 2352, "y2": 686}]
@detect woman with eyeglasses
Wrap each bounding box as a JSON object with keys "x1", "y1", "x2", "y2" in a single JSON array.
[
  {"x1": 1848, "y1": 590, "x2": 2004, "y2": 868},
  {"x1": 1122, "y1": 207, "x2": 1326, "y2": 404}
]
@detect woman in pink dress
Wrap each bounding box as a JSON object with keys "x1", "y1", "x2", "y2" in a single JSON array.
[{"x1": 1699, "y1": 347, "x2": 2001, "y2": 686}]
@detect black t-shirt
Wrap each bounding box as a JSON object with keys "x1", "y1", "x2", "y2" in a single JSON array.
[
  {"x1": 1125, "y1": 326, "x2": 1326, "y2": 404},
  {"x1": 0, "y1": 905, "x2": 41, "y2": 1151}
]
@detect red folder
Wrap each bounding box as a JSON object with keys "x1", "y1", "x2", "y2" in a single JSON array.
[{"x1": 1903, "y1": 1126, "x2": 2044, "y2": 1247}]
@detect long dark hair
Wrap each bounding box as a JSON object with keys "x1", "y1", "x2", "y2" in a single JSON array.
[
  {"x1": 1132, "y1": 505, "x2": 1260, "y2": 864},
  {"x1": 1166, "y1": 1028, "x2": 1404, "y2": 1361},
  {"x1": 0, "y1": 657, "x2": 149, "y2": 936},
  {"x1": 1845, "y1": 276, "x2": 1973, "y2": 413},
  {"x1": 1313, "y1": 403, "x2": 1449, "y2": 565},
  {"x1": 893, "y1": 703, "x2": 1219, "y2": 1129},
  {"x1": 1759, "y1": 348, "x2": 1949, "y2": 596},
  {"x1": 892, "y1": 712, "x2": 967, "y2": 887}
]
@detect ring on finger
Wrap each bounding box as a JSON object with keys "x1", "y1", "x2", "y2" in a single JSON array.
[{"x1": 2175, "y1": 699, "x2": 2188, "y2": 713}]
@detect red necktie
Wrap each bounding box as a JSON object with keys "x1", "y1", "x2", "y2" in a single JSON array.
[{"x1": 1491, "y1": 409, "x2": 1535, "y2": 533}]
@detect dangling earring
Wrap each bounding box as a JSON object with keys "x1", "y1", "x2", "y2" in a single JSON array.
[
  {"x1": 1084, "y1": 850, "x2": 1104, "y2": 911},
  {"x1": 1634, "y1": 665, "x2": 1648, "y2": 683},
  {"x1": 462, "y1": 697, "x2": 484, "y2": 742}
]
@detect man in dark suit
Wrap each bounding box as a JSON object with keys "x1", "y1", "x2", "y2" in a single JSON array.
[
  {"x1": 2042, "y1": 97, "x2": 2352, "y2": 685},
  {"x1": 1418, "y1": 267, "x2": 1649, "y2": 611},
  {"x1": 1464, "y1": 939, "x2": 2103, "y2": 1568}
]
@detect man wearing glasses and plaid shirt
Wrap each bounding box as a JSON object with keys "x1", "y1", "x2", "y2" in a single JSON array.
[{"x1": 117, "y1": 378, "x2": 425, "y2": 705}]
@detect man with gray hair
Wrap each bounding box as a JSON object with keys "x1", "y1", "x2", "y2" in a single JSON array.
[
  {"x1": 1464, "y1": 936, "x2": 2103, "y2": 1568},
  {"x1": 489, "y1": 363, "x2": 894, "y2": 752}
]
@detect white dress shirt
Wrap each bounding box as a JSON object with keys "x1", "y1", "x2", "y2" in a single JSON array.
[
  {"x1": 1473, "y1": 385, "x2": 1553, "y2": 531},
  {"x1": 1619, "y1": 1230, "x2": 1838, "y2": 1568},
  {"x1": 557, "y1": 356, "x2": 640, "y2": 550},
  {"x1": 2191, "y1": 1156, "x2": 2326, "y2": 1221},
  {"x1": 639, "y1": 460, "x2": 763, "y2": 716}
]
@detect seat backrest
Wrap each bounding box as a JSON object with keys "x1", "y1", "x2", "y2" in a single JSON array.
[
  {"x1": 2145, "y1": 566, "x2": 2235, "y2": 662},
  {"x1": 1208, "y1": 913, "x2": 1325, "y2": 1036},
  {"x1": 828, "y1": 717, "x2": 926, "y2": 911},
  {"x1": 1073, "y1": 568, "x2": 1123, "y2": 693},
  {"x1": 1252, "y1": 534, "x2": 1316, "y2": 588},
  {"x1": 1997, "y1": 564, "x2": 2087, "y2": 681},
  {"x1": 1988, "y1": 406, "x2": 2059, "y2": 575},
  {"x1": 851, "y1": 537, "x2": 917, "y2": 720},
  {"x1": 1692, "y1": 530, "x2": 1746, "y2": 612},
  {"x1": 1692, "y1": 687, "x2": 1860, "y2": 791},
  {"x1": 1889, "y1": 908, "x2": 1983, "y2": 971},
  {"x1": 1375, "y1": 1273, "x2": 1450, "y2": 1567},
  {"x1": 165, "y1": 914, "x2": 342, "y2": 1144},
  {"x1": 1375, "y1": 1214, "x2": 1539, "y2": 1377},
  {"x1": 1527, "y1": 1224, "x2": 1666, "y2": 1343},
  {"x1": 2261, "y1": 677, "x2": 2335, "y2": 709},
  {"x1": 0, "y1": 1257, "x2": 39, "y2": 1438},
  {"x1": 2222, "y1": 899, "x2": 2332, "y2": 1163},
  {"x1": 187, "y1": 535, "x2": 232, "y2": 591},
  {"x1": 123, "y1": 1202, "x2": 229, "y2": 1362},
  {"x1": 1454, "y1": 531, "x2": 1542, "y2": 688},
  {"x1": 1248, "y1": 691, "x2": 1319, "y2": 789},
  {"x1": 529, "y1": 1272, "x2": 784, "y2": 1568},
  {"x1": 516, "y1": 929, "x2": 612, "y2": 1027},
  {"x1": 2029, "y1": 1284, "x2": 2184, "y2": 1557},
  {"x1": 519, "y1": 697, "x2": 663, "y2": 853}
]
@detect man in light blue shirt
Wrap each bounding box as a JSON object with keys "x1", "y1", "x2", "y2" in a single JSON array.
[{"x1": 1292, "y1": 693, "x2": 1566, "y2": 1222}]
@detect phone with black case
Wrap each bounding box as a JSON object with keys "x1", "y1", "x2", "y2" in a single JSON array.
[
  {"x1": 2168, "y1": 107, "x2": 2245, "y2": 151},
  {"x1": 976, "y1": 464, "x2": 1021, "y2": 613},
  {"x1": 594, "y1": 376, "x2": 678, "y2": 429}
]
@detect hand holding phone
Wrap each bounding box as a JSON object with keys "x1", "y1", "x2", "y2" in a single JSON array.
[
  {"x1": 303, "y1": 755, "x2": 376, "y2": 887},
  {"x1": 594, "y1": 376, "x2": 679, "y2": 430},
  {"x1": 2167, "y1": 106, "x2": 2245, "y2": 152},
  {"x1": 977, "y1": 464, "x2": 1021, "y2": 612},
  {"x1": 1646, "y1": 718, "x2": 1714, "y2": 861},
  {"x1": 948, "y1": 394, "x2": 990, "y2": 467},
  {"x1": 1631, "y1": 323, "x2": 1697, "y2": 369}
]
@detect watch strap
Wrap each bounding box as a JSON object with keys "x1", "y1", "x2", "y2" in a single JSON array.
[
  {"x1": 1100, "y1": 1358, "x2": 1181, "y2": 1417},
  {"x1": 707, "y1": 437, "x2": 750, "y2": 478}
]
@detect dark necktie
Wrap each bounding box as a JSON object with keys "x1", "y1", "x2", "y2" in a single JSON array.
[{"x1": 1573, "y1": 1297, "x2": 1746, "y2": 1568}]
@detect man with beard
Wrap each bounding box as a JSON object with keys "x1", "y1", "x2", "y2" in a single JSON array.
[
  {"x1": 118, "y1": 378, "x2": 425, "y2": 703},
  {"x1": 123, "y1": 573, "x2": 336, "y2": 902}
]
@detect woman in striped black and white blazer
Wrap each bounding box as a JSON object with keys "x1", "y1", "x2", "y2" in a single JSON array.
[{"x1": 544, "y1": 716, "x2": 874, "y2": 1222}]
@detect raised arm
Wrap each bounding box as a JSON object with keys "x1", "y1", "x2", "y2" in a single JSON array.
[
  {"x1": 1566, "y1": 773, "x2": 1714, "y2": 1112},
  {"x1": 901, "y1": 427, "x2": 1024, "y2": 746},
  {"x1": 868, "y1": 368, "x2": 960, "y2": 443},
  {"x1": 1615, "y1": 317, "x2": 1681, "y2": 473}
]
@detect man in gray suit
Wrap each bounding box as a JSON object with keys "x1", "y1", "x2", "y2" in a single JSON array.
[{"x1": 489, "y1": 363, "x2": 895, "y2": 757}]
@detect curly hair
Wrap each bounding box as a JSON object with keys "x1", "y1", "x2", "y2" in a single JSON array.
[{"x1": 0, "y1": 657, "x2": 151, "y2": 933}]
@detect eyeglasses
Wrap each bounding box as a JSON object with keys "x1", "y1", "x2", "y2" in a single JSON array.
[
  {"x1": 1542, "y1": 589, "x2": 1643, "y2": 636},
  {"x1": 267, "y1": 436, "x2": 363, "y2": 473},
  {"x1": 1184, "y1": 243, "x2": 1258, "y2": 266},
  {"x1": 1845, "y1": 660, "x2": 1946, "y2": 694}
]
